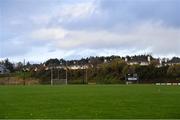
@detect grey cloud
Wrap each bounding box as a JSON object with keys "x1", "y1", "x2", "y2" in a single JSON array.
[
  {"x1": 31, "y1": 21, "x2": 180, "y2": 56},
  {"x1": 1, "y1": 0, "x2": 180, "y2": 60},
  {"x1": 0, "y1": 35, "x2": 51, "y2": 58},
  {"x1": 50, "y1": 0, "x2": 180, "y2": 30},
  {"x1": 99, "y1": 0, "x2": 180, "y2": 27},
  {"x1": 0, "y1": 39, "x2": 29, "y2": 57}
]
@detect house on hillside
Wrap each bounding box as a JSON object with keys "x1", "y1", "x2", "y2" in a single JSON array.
[
  {"x1": 0, "y1": 65, "x2": 10, "y2": 74},
  {"x1": 125, "y1": 55, "x2": 151, "y2": 66},
  {"x1": 167, "y1": 57, "x2": 180, "y2": 65},
  {"x1": 68, "y1": 65, "x2": 88, "y2": 70},
  {"x1": 125, "y1": 55, "x2": 162, "y2": 67}
]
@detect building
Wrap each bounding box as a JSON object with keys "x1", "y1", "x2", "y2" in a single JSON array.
[
  {"x1": 68, "y1": 65, "x2": 88, "y2": 70},
  {"x1": 0, "y1": 65, "x2": 10, "y2": 74},
  {"x1": 125, "y1": 55, "x2": 151, "y2": 66},
  {"x1": 166, "y1": 57, "x2": 180, "y2": 66}
]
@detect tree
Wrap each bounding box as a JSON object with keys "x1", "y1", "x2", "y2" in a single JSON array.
[
  {"x1": 4, "y1": 59, "x2": 14, "y2": 72},
  {"x1": 122, "y1": 65, "x2": 136, "y2": 77},
  {"x1": 26, "y1": 61, "x2": 31, "y2": 67},
  {"x1": 45, "y1": 58, "x2": 60, "y2": 66},
  {"x1": 150, "y1": 60, "x2": 159, "y2": 67},
  {"x1": 111, "y1": 59, "x2": 127, "y2": 72},
  {"x1": 15, "y1": 62, "x2": 24, "y2": 71},
  {"x1": 167, "y1": 64, "x2": 180, "y2": 78}
]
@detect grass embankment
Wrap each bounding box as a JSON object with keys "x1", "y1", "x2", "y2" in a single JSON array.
[{"x1": 0, "y1": 85, "x2": 180, "y2": 119}]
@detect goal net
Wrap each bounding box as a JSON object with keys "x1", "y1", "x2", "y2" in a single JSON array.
[
  {"x1": 50, "y1": 68, "x2": 67, "y2": 85},
  {"x1": 52, "y1": 79, "x2": 67, "y2": 85}
]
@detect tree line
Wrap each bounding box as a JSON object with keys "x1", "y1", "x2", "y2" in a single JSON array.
[
  {"x1": 0, "y1": 55, "x2": 180, "y2": 84},
  {"x1": 26, "y1": 58, "x2": 180, "y2": 84}
]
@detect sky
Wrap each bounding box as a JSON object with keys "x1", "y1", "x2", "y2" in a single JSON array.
[{"x1": 0, "y1": 0, "x2": 180, "y2": 63}]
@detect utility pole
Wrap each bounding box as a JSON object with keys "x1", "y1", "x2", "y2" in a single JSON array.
[
  {"x1": 23, "y1": 59, "x2": 25, "y2": 85},
  {"x1": 65, "y1": 61, "x2": 68, "y2": 85},
  {"x1": 85, "y1": 67, "x2": 87, "y2": 84},
  {"x1": 82, "y1": 62, "x2": 84, "y2": 84},
  {"x1": 51, "y1": 67, "x2": 53, "y2": 86},
  {"x1": 58, "y1": 69, "x2": 60, "y2": 80}
]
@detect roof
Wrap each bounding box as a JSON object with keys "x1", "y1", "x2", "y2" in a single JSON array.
[
  {"x1": 168, "y1": 57, "x2": 180, "y2": 64},
  {"x1": 0, "y1": 65, "x2": 10, "y2": 74},
  {"x1": 128, "y1": 56, "x2": 149, "y2": 62},
  {"x1": 0, "y1": 65, "x2": 6, "y2": 69}
]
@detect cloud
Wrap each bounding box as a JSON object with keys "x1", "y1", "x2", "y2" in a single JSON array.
[
  {"x1": 29, "y1": 1, "x2": 98, "y2": 26},
  {"x1": 98, "y1": 0, "x2": 180, "y2": 27},
  {"x1": 42, "y1": 0, "x2": 180, "y2": 31},
  {"x1": 1, "y1": 0, "x2": 180, "y2": 61},
  {"x1": 0, "y1": 34, "x2": 51, "y2": 58},
  {"x1": 37, "y1": 0, "x2": 102, "y2": 30},
  {"x1": 0, "y1": 37, "x2": 30, "y2": 57},
  {"x1": 57, "y1": 2, "x2": 96, "y2": 20},
  {"x1": 30, "y1": 15, "x2": 51, "y2": 25},
  {"x1": 31, "y1": 28, "x2": 67, "y2": 40},
  {"x1": 31, "y1": 21, "x2": 180, "y2": 56}
]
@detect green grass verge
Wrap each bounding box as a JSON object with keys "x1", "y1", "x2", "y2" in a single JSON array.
[{"x1": 0, "y1": 85, "x2": 180, "y2": 119}]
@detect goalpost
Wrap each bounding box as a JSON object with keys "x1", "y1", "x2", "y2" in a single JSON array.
[
  {"x1": 51, "y1": 68, "x2": 67, "y2": 85},
  {"x1": 52, "y1": 78, "x2": 67, "y2": 85}
]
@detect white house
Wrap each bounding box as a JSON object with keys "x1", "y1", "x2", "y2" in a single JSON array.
[
  {"x1": 139, "y1": 61, "x2": 149, "y2": 66},
  {"x1": 68, "y1": 65, "x2": 88, "y2": 70},
  {"x1": 47, "y1": 65, "x2": 89, "y2": 70},
  {"x1": 0, "y1": 65, "x2": 10, "y2": 74},
  {"x1": 126, "y1": 56, "x2": 151, "y2": 66}
]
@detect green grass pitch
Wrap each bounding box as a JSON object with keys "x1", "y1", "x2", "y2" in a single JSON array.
[{"x1": 0, "y1": 85, "x2": 180, "y2": 119}]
